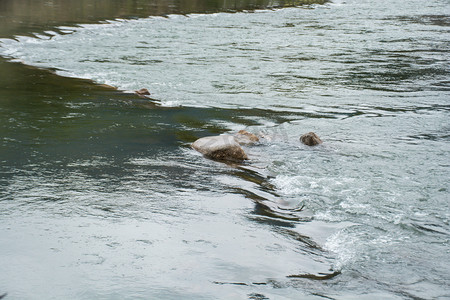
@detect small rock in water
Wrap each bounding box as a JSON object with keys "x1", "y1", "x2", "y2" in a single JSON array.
[
  {"x1": 135, "y1": 88, "x2": 151, "y2": 96},
  {"x1": 300, "y1": 132, "x2": 322, "y2": 146},
  {"x1": 192, "y1": 135, "x2": 248, "y2": 162},
  {"x1": 235, "y1": 130, "x2": 259, "y2": 145}
]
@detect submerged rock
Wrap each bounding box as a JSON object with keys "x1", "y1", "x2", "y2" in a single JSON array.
[
  {"x1": 300, "y1": 132, "x2": 322, "y2": 146},
  {"x1": 235, "y1": 130, "x2": 259, "y2": 145},
  {"x1": 135, "y1": 88, "x2": 151, "y2": 96},
  {"x1": 192, "y1": 135, "x2": 248, "y2": 162}
]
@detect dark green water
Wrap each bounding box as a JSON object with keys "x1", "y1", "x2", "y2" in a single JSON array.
[{"x1": 0, "y1": 0, "x2": 449, "y2": 299}]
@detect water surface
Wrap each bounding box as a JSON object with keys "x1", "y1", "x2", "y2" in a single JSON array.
[{"x1": 0, "y1": 0, "x2": 449, "y2": 299}]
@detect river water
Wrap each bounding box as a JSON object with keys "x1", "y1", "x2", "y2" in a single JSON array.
[{"x1": 0, "y1": 0, "x2": 449, "y2": 299}]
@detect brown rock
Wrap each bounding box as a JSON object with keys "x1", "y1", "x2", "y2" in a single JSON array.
[
  {"x1": 300, "y1": 132, "x2": 323, "y2": 146},
  {"x1": 235, "y1": 130, "x2": 260, "y2": 145},
  {"x1": 135, "y1": 88, "x2": 151, "y2": 96},
  {"x1": 192, "y1": 135, "x2": 248, "y2": 162}
]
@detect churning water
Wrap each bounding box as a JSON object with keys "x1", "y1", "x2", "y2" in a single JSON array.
[{"x1": 0, "y1": 0, "x2": 449, "y2": 299}]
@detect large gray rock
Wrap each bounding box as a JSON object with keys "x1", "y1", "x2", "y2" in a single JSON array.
[{"x1": 192, "y1": 135, "x2": 248, "y2": 162}]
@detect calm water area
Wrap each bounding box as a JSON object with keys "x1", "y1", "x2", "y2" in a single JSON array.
[{"x1": 0, "y1": 0, "x2": 449, "y2": 299}]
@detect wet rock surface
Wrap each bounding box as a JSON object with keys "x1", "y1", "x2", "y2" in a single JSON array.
[
  {"x1": 135, "y1": 88, "x2": 151, "y2": 96},
  {"x1": 300, "y1": 132, "x2": 322, "y2": 146},
  {"x1": 192, "y1": 135, "x2": 248, "y2": 162},
  {"x1": 235, "y1": 130, "x2": 260, "y2": 145}
]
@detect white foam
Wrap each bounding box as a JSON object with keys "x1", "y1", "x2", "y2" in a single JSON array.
[{"x1": 324, "y1": 230, "x2": 355, "y2": 269}]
